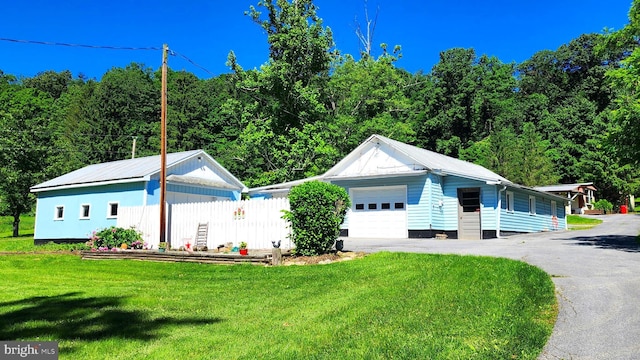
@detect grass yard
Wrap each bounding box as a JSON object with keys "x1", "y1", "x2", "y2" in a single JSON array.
[
  {"x1": 567, "y1": 214, "x2": 603, "y2": 230},
  {"x1": 0, "y1": 249, "x2": 557, "y2": 359},
  {"x1": 0, "y1": 216, "x2": 34, "y2": 238}
]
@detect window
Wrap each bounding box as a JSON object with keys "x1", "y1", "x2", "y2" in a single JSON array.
[
  {"x1": 460, "y1": 190, "x2": 480, "y2": 213},
  {"x1": 80, "y1": 204, "x2": 91, "y2": 219},
  {"x1": 394, "y1": 202, "x2": 404, "y2": 209},
  {"x1": 381, "y1": 203, "x2": 391, "y2": 210},
  {"x1": 107, "y1": 202, "x2": 119, "y2": 218},
  {"x1": 368, "y1": 203, "x2": 377, "y2": 210},
  {"x1": 529, "y1": 196, "x2": 536, "y2": 215},
  {"x1": 506, "y1": 191, "x2": 514, "y2": 212},
  {"x1": 54, "y1": 206, "x2": 64, "y2": 220},
  {"x1": 355, "y1": 203, "x2": 364, "y2": 210}
]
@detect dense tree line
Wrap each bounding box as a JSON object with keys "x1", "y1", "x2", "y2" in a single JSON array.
[{"x1": 2, "y1": 0, "x2": 640, "y2": 235}]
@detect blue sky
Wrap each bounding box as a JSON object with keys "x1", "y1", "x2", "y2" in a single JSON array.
[{"x1": 0, "y1": 1, "x2": 633, "y2": 80}]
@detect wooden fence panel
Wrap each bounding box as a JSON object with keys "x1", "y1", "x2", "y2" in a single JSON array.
[{"x1": 117, "y1": 198, "x2": 292, "y2": 250}]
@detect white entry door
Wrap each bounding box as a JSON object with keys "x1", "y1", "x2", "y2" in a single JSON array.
[{"x1": 348, "y1": 186, "x2": 407, "y2": 238}]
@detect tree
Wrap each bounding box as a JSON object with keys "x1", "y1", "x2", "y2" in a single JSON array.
[
  {"x1": 603, "y1": 0, "x2": 640, "y2": 164},
  {"x1": 0, "y1": 85, "x2": 54, "y2": 236},
  {"x1": 226, "y1": 0, "x2": 338, "y2": 185},
  {"x1": 240, "y1": 0, "x2": 335, "y2": 131},
  {"x1": 327, "y1": 49, "x2": 414, "y2": 156},
  {"x1": 354, "y1": 0, "x2": 379, "y2": 57},
  {"x1": 460, "y1": 124, "x2": 559, "y2": 186},
  {"x1": 82, "y1": 63, "x2": 159, "y2": 163}
]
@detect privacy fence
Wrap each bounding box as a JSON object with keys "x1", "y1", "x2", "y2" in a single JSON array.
[{"x1": 117, "y1": 198, "x2": 292, "y2": 250}]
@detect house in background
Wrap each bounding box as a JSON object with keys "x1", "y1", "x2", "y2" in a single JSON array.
[
  {"x1": 534, "y1": 183, "x2": 597, "y2": 215},
  {"x1": 250, "y1": 134, "x2": 568, "y2": 240},
  {"x1": 31, "y1": 150, "x2": 247, "y2": 244}
]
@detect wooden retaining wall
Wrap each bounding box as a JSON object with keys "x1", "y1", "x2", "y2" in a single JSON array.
[{"x1": 81, "y1": 250, "x2": 273, "y2": 265}]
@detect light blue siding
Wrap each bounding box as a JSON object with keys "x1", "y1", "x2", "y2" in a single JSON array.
[
  {"x1": 500, "y1": 189, "x2": 566, "y2": 233},
  {"x1": 441, "y1": 176, "x2": 498, "y2": 232},
  {"x1": 429, "y1": 174, "x2": 446, "y2": 230},
  {"x1": 34, "y1": 182, "x2": 145, "y2": 240}
]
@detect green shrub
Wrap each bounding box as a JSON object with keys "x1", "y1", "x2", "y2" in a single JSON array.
[
  {"x1": 89, "y1": 226, "x2": 143, "y2": 250},
  {"x1": 283, "y1": 181, "x2": 351, "y2": 256},
  {"x1": 593, "y1": 199, "x2": 614, "y2": 214}
]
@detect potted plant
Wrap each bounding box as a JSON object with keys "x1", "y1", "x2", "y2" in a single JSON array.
[
  {"x1": 239, "y1": 241, "x2": 248, "y2": 256},
  {"x1": 158, "y1": 242, "x2": 168, "y2": 253}
]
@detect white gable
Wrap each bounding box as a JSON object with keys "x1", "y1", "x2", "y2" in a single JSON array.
[
  {"x1": 333, "y1": 143, "x2": 420, "y2": 178},
  {"x1": 169, "y1": 156, "x2": 231, "y2": 185}
]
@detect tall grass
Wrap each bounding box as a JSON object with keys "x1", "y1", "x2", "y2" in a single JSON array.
[{"x1": 0, "y1": 252, "x2": 556, "y2": 359}]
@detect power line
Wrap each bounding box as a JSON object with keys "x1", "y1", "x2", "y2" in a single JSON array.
[
  {"x1": 171, "y1": 50, "x2": 213, "y2": 76},
  {"x1": 0, "y1": 37, "x2": 161, "y2": 51},
  {"x1": 0, "y1": 37, "x2": 215, "y2": 76}
]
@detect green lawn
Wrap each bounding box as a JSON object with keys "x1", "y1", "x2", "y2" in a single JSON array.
[
  {"x1": 0, "y1": 249, "x2": 557, "y2": 359},
  {"x1": 0, "y1": 216, "x2": 34, "y2": 238},
  {"x1": 567, "y1": 214, "x2": 603, "y2": 230}
]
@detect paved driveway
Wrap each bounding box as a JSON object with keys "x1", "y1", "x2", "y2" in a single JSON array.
[{"x1": 344, "y1": 214, "x2": 640, "y2": 360}]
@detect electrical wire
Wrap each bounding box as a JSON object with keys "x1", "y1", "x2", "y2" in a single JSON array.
[
  {"x1": 0, "y1": 37, "x2": 215, "y2": 76},
  {"x1": 0, "y1": 37, "x2": 161, "y2": 51}
]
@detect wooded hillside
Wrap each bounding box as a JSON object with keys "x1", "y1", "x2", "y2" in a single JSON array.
[{"x1": 2, "y1": 0, "x2": 639, "y2": 222}]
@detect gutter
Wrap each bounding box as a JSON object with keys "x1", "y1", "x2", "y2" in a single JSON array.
[{"x1": 31, "y1": 176, "x2": 150, "y2": 193}]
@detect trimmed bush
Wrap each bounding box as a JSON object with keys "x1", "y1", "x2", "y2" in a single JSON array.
[
  {"x1": 88, "y1": 226, "x2": 143, "y2": 250},
  {"x1": 283, "y1": 181, "x2": 351, "y2": 256},
  {"x1": 593, "y1": 199, "x2": 613, "y2": 214}
]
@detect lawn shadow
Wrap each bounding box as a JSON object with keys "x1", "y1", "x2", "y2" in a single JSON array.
[
  {"x1": 0, "y1": 292, "x2": 221, "y2": 355},
  {"x1": 565, "y1": 234, "x2": 640, "y2": 253}
]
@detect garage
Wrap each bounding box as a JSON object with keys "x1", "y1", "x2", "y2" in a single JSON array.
[{"x1": 348, "y1": 186, "x2": 407, "y2": 238}]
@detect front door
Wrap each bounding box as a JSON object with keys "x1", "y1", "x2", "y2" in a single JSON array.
[{"x1": 457, "y1": 188, "x2": 481, "y2": 240}]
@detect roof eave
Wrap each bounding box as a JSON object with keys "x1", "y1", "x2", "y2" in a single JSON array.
[
  {"x1": 494, "y1": 181, "x2": 570, "y2": 202},
  {"x1": 31, "y1": 176, "x2": 149, "y2": 193},
  {"x1": 325, "y1": 170, "x2": 428, "y2": 182}
]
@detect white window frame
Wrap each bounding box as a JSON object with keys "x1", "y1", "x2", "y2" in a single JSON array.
[
  {"x1": 506, "y1": 191, "x2": 514, "y2": 213},
  {"x1": 107, "y1": 202, "x2": 119, "y2": 219},
  {"x1": 54, "y1": 205, "x2": 65, "y2": 220},
  {"x1": 529, "y1": 196, "x2": 536, "y2": 215},
  {"x1": 80, "y1": 203, "x2": 91, "y2": 219}
]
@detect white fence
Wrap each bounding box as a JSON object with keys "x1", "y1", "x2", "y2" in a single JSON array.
[{"x1": 117, "y1": 198, "x2": 292, "y2": 250}]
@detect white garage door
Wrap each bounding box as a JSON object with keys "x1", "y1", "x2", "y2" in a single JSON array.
[{"x1": 349, "y1": 186, "x2": 407, "y2": 238}]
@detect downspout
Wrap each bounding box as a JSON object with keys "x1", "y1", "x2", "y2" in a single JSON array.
[{"x1": 497, "y1": 185, "x2": 507, "y2": 238}]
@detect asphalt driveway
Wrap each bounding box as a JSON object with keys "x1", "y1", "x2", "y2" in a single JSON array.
[{"x1": 344, "y1": 214, "x2": 640, "y2": 360}]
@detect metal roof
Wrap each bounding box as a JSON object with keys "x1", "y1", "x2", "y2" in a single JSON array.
[
  {"x1": 534, "y1": 183, "x2": 596, "y2": 193},
  {"x1": 372, "y1": 135, "x2": 510, "y2": 183},
  {"x1": 247, "y1": 134, "x2": 567, "y2": 201},
  {"x1": 32, "y1": 150, "x2": 203, "y2": 191}
]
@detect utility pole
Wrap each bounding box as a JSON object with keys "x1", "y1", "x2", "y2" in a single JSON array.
[
  {"x1": 131, "y1": 136, "x2": 137, "y2": 159},
  {"x1": 159, "y1": 44, "x2": 168, "y2": 245}
]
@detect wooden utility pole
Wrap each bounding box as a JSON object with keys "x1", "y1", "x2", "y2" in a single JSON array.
[
  {"x1": 159, "y1": 44, "x2": 168, "y2": 245},
  {"x1": 131, "y1": 136, "x2": 137, "y2": 159}
]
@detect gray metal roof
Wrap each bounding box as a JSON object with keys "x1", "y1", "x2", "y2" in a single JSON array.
[
  {"x1": 32, "y1": 150, "x2": 203, "y2": 191},
  {"x1": 248, "y1": 134, "x2": 567, "y2": 202},
  {"x1": 534, "y1": 183, "x2": 595, "y2": 193},
  {"x1": 375, "y1": 135, "x2": 510, "y2": 183}
]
